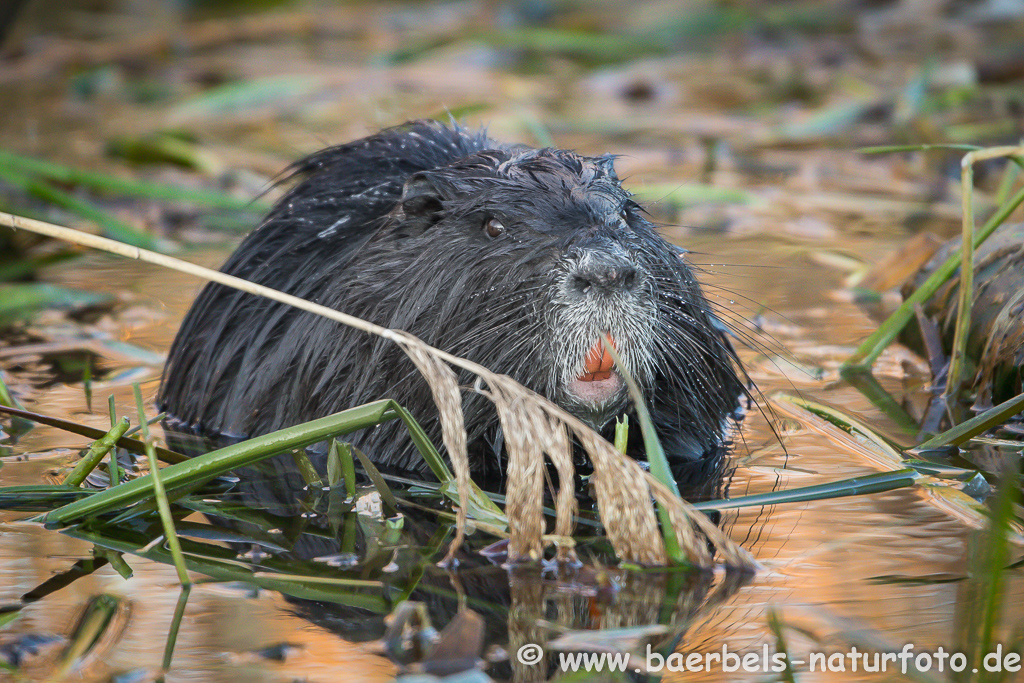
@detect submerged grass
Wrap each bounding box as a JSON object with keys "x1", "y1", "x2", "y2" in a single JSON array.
[{"x1": 61, "y1": 522, "x2": 392, "y2": 612}]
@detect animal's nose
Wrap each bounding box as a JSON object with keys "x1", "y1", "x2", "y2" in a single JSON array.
[{"x1": 570, "y1": 254, "x2": 639, "y2": 296}]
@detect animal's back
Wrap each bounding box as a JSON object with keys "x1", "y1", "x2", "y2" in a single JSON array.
[{"x1": 158, "y1": 121, "x2": 492, "y2": 441}]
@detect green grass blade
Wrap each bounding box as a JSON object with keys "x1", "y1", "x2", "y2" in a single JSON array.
[
  {"x1": 135, "y1": 384, "x2": 190, "y2": 586},
  {"x1": 979, "y1": 471, "x2": 1017, "y2": 660},
  {"x1": 389, "y1": 402, "x2": 505, "y2": 524},
  {"x1": 914, "y1": 391, "x2": 1024, "y2": 450},
  {"x1": 0, "y1": 610, "x2": 21, "y2": 631},
  {"x1": 839, "y1": 368, "x2": 920, "y2": 439},
  {"x1": 614, "y1": 416, "x2": 629, "y2": 453},
  {"x1": 389, "y1": 403, "x2": 451, "y2": 481},
  {"x1": 628, "y1": 183, "x2": 754, "y2": 208},
  {"x1": 995, "y1": 158, "x2": 1021, "y2": 206},
  {"x1": 289, "y1": 449, "x2": 325, "y2": 490},
  {"x1": 43, "y1": 399, "x2": 397, "y2": 526},
  {"x1": 602, "y1": 338, "x2": 684, "y2": 565},
  {"x1": 0, "y1": 485, "x2": 94, "y2": 511},
  {"x1": 333, "y1": 439, "x2": 356, "y2": 498},
  {"x1": 27, "y1": 177, "x2": 159, "y2": 250},
  {"x1": 351, "y1": 446, "x2": 399, "y2": 515},
  {"x1": 250, "y1": 572, "x2": 382, "y2": 587},
  {"x1": 0, "y1": 161, "x2": 158, "y2": 249},
  {"x1": 0, "y1": 148, "x2": 266, "y2": 212},
  {"x1": 169, "y1": 75, "x2": 328, "y2": 124},
  {"x1": 93, "y1": 548, "x2": 133, "y2": 580},
  {"x1": 0, "y1": 368, "x2": 25, "y2": 410},
  {"x1": 767, "y1": 610, "x2": 796, "y2": 683},
  {"x1": 0, "y1": 283, "x2": 113, "y2": 327},
  {"x1": 107, "y1": 395, "x2": 120, "y2": 487},
  {"x1": 55, "y1": 594, "x2": 122, "y2": 677},
  {"x1": 772, "y1": 393, "x2": 906, "y2": 465},
  {"x1": 0, "y1": 248, "x2": 79, "y2": 282},
  {"x1": 692, "y1": 469, "x2": 920, "y2": 511}
]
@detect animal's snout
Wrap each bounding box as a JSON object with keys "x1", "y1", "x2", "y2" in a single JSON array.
[{"x1": 569, "y1": 252, "x2": 639, "y2": 297}]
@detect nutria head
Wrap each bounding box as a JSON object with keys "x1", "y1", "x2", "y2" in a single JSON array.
[{"x1": 369, "y1": 146, "x2": 666, "y2": 431}]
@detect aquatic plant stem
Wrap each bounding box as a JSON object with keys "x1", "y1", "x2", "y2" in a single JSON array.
[
  {"x1": 134, "y1": 384, "x2": 191, "y2": 587},
  {"x1": 843, "y1": 182, "x2": 1024, "y2": 371},
  {"x1": 107, "y1": 395, "x2": 120, "y2": 486},
  {"x1": 335, "y1": 439, "x2": 357, "y2": 499},
  {"x1": 945, "y1": 151, "x2": 977, "y2": 402},
  {"x1": 980, "y1": 469, "x2": 1017, "y2": 661},
  {"x1": 162, "y1": 585, "x2": 192, "y2": 672},
  {"x1": 949, "y1": 147, "x2": 1024, "y2": 400},
  {"x1": 602, "y1": 337, "x2": 685, "y2": 566},
  {"x1": 0, "y1": 403, "x2": 187, "y2": 464},
  {"x1": 45, "y1": 399, "x2": 398, "y2": 526},
  {"x1": 914, "y1": 391, "x2": 1024, "y2": 450},
  {"x1": 63, "y1": 417, "x2": 129, "y2": 487}
]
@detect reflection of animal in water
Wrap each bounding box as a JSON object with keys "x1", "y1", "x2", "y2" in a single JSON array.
[
  {"x1": 158, "y1": 120, "x2": 748, "y2": 488},
  {"x1": 213, "y1": 464, "x2": 752, "y2": 679}
]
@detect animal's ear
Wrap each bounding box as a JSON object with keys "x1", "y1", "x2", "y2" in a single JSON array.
[
  {"x1": 397, "y1": 172, "x2": 445, "y2": 235},
  {"x1": 597, "y1": 154, "x2": 619, "y2": 181}
]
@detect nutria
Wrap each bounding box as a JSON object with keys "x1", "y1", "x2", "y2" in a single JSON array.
[{"x1": 158, "y1": 120, "x2": 746, "y2": 484}]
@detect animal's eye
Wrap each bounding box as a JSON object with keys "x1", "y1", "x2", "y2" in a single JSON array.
[{"x1": 484, "y1": 217, "x2": 506, "y2": 238}]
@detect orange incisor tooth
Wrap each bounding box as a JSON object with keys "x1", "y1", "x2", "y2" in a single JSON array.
[{"x1": 580, "y1": 334, "x2": 616, "y2": 381}]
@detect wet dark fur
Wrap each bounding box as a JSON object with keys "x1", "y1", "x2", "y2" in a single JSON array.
[{"x1": 159, "y1": 121, "x2": 745, "y2": 482}]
